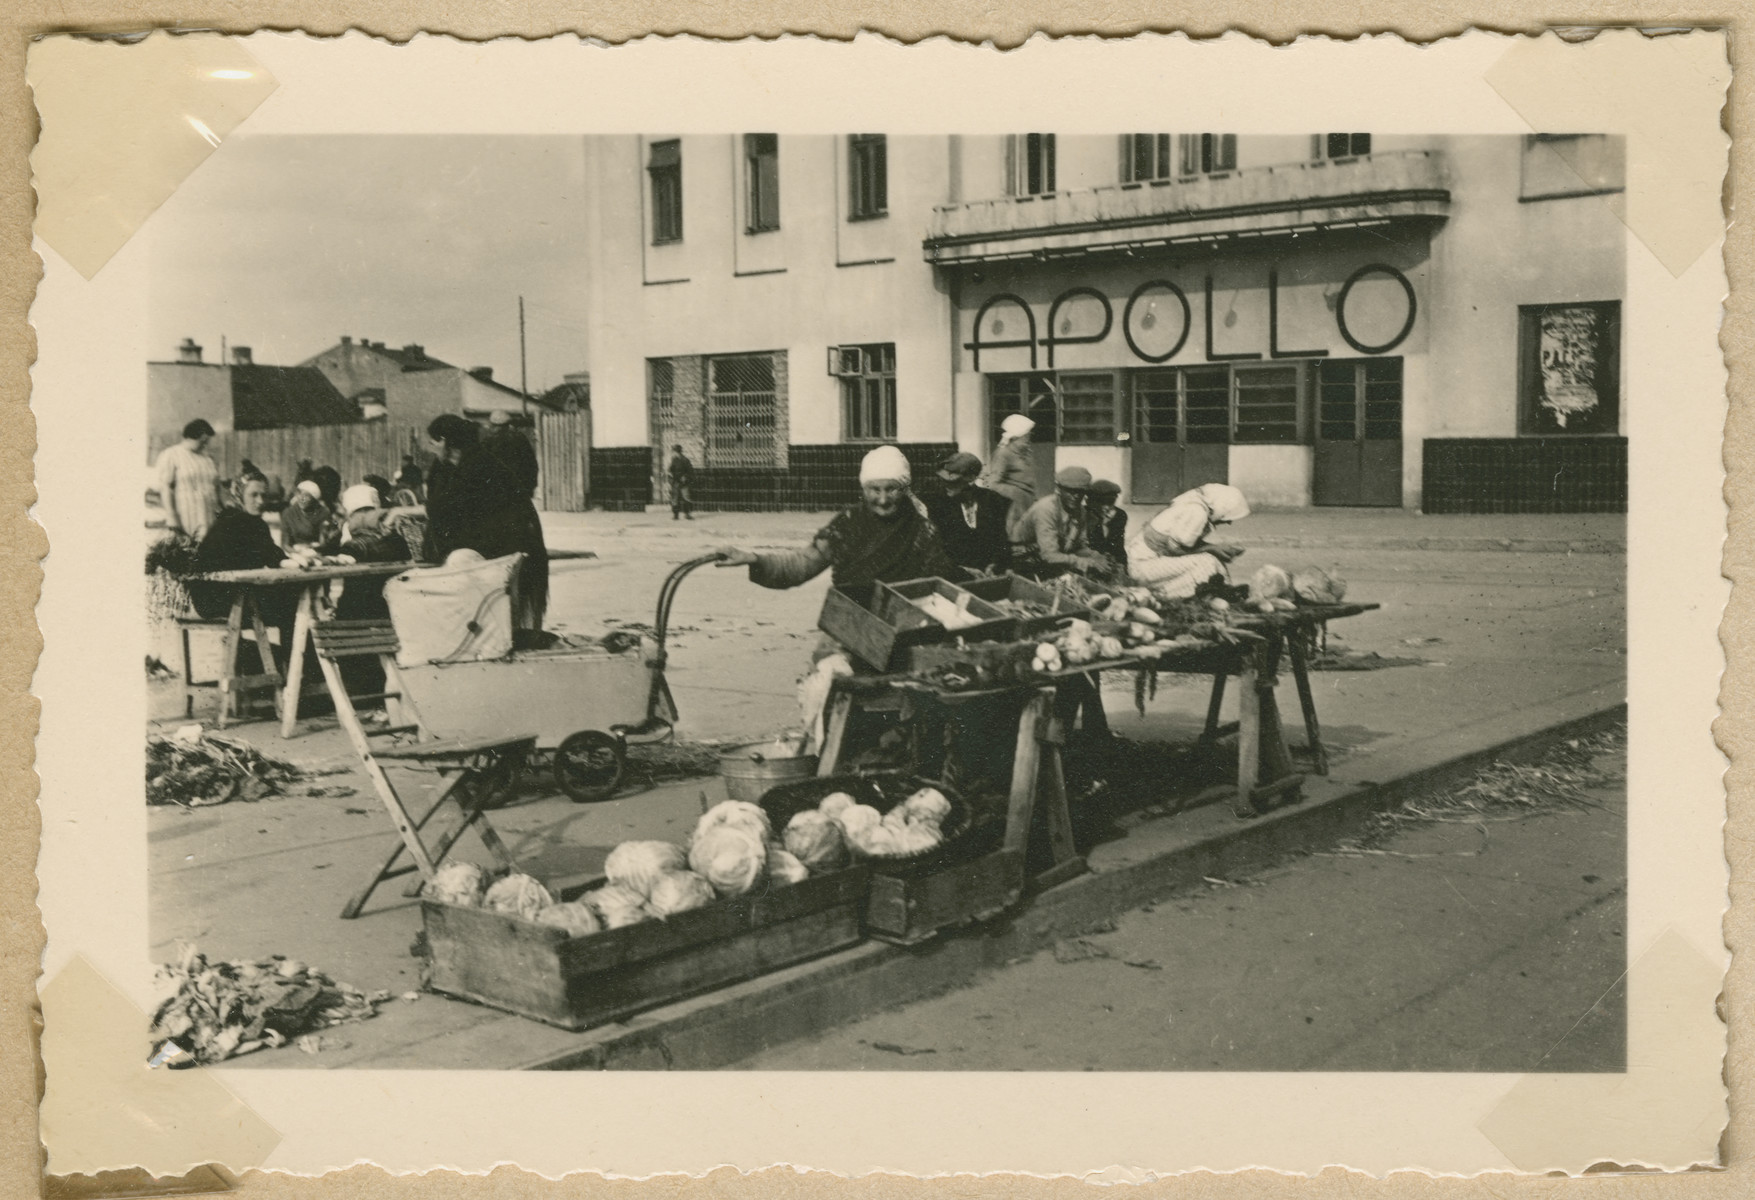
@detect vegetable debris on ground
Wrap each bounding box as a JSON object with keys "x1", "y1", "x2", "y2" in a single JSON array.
[
  {"x1": 146, "y1": 731, "x2": 306, "y2": 807},
  {"x1": 149, "y1": 945, "x2": 391, "y2": 1065}
]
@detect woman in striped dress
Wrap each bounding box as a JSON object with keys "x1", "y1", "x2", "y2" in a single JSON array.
[{"x1": 1126, "y1": 483, "x2": 1251, "y2": 600}]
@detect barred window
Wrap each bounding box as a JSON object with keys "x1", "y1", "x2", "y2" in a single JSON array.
[
  {"x1": 744, "y1": 134, "x2": 780, "y2": 233},
  {"x1": 848, "y1": 134, "x2": 888, "y2": 220},
  {"x1": 1057, "y1": 372, "x2": 1117, "y2": 445},
  {"x1": 648, "y1": 139, "x2": 683, "y2": 244},
  {"x1": 707, "y1": 353, "x2": 780, "y2": 468},
  {"x1": 1233, "y1": 364, "x2": 1300, "y2": 443}
]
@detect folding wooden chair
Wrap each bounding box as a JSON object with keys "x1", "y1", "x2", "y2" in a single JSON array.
[{"x1": 311, "y1": 619, "x2": 537, "y2": 919}]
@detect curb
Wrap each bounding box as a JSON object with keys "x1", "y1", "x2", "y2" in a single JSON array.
[
  {"x1": 517, "y1": 701, "x2": 1627, "y2": 1071},
  {"x1": 1245, "y1": 535, "x2": 1624, "y2": 555}
]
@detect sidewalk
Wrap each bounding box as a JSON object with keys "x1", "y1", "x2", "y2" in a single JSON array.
[{"x1": 145, "y1": 511, "x2": 1624, "y2": 1070}]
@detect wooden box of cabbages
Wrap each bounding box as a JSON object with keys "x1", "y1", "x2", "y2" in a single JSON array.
[
  {"x1": 761, "y1": 774, "x2": 1019, "y2": 946},
  {"x1": 421, "y1": 868, "x2": 870, "y2": 1031}
]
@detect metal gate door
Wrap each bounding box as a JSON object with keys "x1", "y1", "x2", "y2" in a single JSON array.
[
  {"x1": 706, "y1": 354, "x2": 780, "y2": 468},
  {"x1": 1314, "y1": 357, "x2": 1403, "y2": 506},
  {"x1": 1130, "y1": 367, "x2": 1230, "y2": 504}
]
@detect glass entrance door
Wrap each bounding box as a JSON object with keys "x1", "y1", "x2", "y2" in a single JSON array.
[
  {"x1": 1130, "y1": 367, "x2": 1230, "y2": 504},
  {"x1": 1314, "y1": 358, "x2": 1403, "y2": 506}
]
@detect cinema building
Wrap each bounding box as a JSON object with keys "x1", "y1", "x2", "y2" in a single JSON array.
[{"x1": 582, "y1": 134, "x2": 1625, "y2": 512}]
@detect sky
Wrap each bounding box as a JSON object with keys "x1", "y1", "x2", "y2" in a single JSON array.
[{"x1": 147, "y1": 135, "x2": 591, "y2": 393}]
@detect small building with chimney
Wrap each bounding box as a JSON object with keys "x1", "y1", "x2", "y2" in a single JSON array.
[
  {"x1": 147, "y1": 339, "x2": 362, "y2": 454},
  {"x1": 301, "y1": 336, "x2": 557, "y2": 426}
]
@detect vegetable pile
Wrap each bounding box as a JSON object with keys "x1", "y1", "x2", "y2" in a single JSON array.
[
  {"x1": 149, "y1": 945, "x2": 390, "y2": 1064},
  {"x1": 146, "y1": 731, "x2": 305, "y2": 808}
]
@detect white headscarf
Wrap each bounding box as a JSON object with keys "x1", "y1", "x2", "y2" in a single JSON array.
[
  {"x1": 1000, "y1": 413, "x2": 1036, "y2": 441},
  {"x1": 1145, "y1": 484, "x2": 1251, "y2": 550},
  {"x1": 858, "y1": 445, "x2": 912, "y2": 486},
  {"x1": 340, "y1": 484, "x2": 380, "y2": 515}
]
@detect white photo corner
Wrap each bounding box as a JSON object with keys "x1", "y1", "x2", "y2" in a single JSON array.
[{"x1": 27, "y1": 28, "x2": 1730, "y2": 1181}]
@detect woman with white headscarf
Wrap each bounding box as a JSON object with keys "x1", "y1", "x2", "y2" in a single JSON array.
[
  {"x1": 1126, "y1": 483, "x2": 1252, "y2": 600},
  {"x1": 717, "y1": 445, "x2": 955, "y2": 591},
  {"x1": 977, "y1": 413, "x2": 1038, "y2": 540}
]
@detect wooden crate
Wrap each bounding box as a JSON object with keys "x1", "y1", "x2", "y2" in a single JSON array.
[
  {"x1": 422, "y1": 868, "x2": 870, "y2": 1030},
  {"x1": 864, "y1": 848, "x2": 1027, "y2": 945},
  {"x1": 878, "y1": 578, "x2": 1019, "y2": 644},
  {"x1": 961, "y1": 574, "x2": 1093, "y2": 635},
  {"x1": 818, "y1": 583, "x2": 948, "y2": 671}
]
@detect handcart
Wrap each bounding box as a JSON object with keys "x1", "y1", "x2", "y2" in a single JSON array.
[{"x1": 396, "y1": 554, "x2": 724, "y2": 802}]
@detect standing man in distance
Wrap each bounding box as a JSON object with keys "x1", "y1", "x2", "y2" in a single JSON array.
[
  {"x1": 921, "y1": 451, "x2": 1011, "y2": 577},
  {"x1": 667, "y1": 444, "x2": 695, "y2": 520},
  {"x1": 155, "y1": 418, "x2": 222, "y2": 542}
]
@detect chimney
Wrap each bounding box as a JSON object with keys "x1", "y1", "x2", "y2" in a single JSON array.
[
  {"x1": 402, "y1": 343, "x2": 424, "y2": 358},
  {"x1": 468, "y1": 366, "x2": 494, "y2": 382},
  {"x1": 177, "y1": 337, "x2": 202, "y2": 364},
  {"x1": 340, "y1": 335, "x2": 352, "y2": 347},
  {"x1": 231, "y1": 346, "x2": 253, "y2": 365}
]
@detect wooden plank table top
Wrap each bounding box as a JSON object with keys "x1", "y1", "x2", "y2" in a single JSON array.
[{"x1": 188, "y1": 562, "x2": 413, "y2": 586}]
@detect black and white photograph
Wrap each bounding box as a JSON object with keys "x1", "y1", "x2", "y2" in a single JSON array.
[{"x1": 29, "y1": 30, "x2": 1728, "y2": 1179}]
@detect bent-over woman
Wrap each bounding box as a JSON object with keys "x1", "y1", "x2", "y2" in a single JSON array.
[{"x1": 1126, "y1": 483, "x2": 1251, "y2": 600}]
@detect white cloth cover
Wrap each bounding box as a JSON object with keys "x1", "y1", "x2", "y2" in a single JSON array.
[{"x1": 384, "y1": 552, "x2": 524, "y2": 667}]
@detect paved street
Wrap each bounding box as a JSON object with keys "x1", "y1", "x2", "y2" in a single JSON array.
[
  {"x1": 739, "y1": 731, "x2": 1627, "y2": 1072},
  {"x1": 144, "y1": 506, "x2": 1626, "y2": 1068}
]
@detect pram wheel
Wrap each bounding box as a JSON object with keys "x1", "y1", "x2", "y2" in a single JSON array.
[{"x1": 555, "y1": 730, "x2": 625, "y2": 802}]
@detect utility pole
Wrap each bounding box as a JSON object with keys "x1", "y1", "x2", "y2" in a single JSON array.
[{"x1": 519, "y1": 296, "x2": 529, "y2": 416}]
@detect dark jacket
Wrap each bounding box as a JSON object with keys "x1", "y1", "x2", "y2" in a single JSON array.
[
  {"x1": 483, "y1": 425, "x2": 540, "y2": 497},
  {"x1": 188, "y1": 508, "x2": 291, "y2": 622},
  {"x1": 424, "y1": 447, "x2": 549, "y2": 622},
  {"x1": 1087, "y1": 505, "x2": 1129, "y2": 560},
  {"x1": 922, "y1": 486, "x2": 1013, "y2": 576}
]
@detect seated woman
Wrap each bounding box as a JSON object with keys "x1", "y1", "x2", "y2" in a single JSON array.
[
  {"x1": 716, "y1": 445, "x2": 956, "y2": 595},
  {"x1": 1125, "y1": 483, "x2": 1251, "y2": 600},
  {"x1": 279, "y1": 480, "x2": 337, "y2": 552},
  {"x1": 186, "y1": 475, "x2": 300, "y2": 666}
]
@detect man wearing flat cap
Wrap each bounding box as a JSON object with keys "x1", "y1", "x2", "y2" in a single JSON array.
[
  {"x1": 922, "y1": 450, "x2": 1012, "y2": 577},
  {"x1": 1015, "y1": 465, "x2": 1112, "y2": 580}
]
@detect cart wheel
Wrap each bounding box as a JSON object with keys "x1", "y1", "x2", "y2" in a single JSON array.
[
  {"x1": 473, "y1": 750, "x2": 526, "y2": 811},
  {"x1": 555, "y1": 731, "x2": 625, "y2": 802}
]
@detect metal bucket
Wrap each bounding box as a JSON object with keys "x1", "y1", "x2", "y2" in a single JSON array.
[{"x1": 718, "y1": 742, "x2": 819, "y2": 803}]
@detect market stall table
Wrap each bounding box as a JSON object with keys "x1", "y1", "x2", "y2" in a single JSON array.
[{"x1": 188, "y1": 562, "x2": 413, "y2": 737}]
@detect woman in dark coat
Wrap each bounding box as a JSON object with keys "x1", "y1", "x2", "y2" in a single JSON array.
[
  {"x1": 423, "y1": 413, "x2": 549, "y2": 630},
  {"x1": 187, "y1": 475, "x2": 299, "y2": 666}
]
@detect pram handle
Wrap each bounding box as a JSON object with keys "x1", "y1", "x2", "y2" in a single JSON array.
[{"x1": 653, "y1": 552, "x2": 728, "y2": 654}]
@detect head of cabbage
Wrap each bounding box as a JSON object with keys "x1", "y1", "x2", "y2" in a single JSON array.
[
  {"x1": 646, "y1": 870, "x2": 717, "y2": 917},
  {"x1": 835, "y1": 803, "x2": 883, "y2": 835},
  {"x1": 900, "y1": 787, "x2": 951, "y2": 826},
  {"x1": 482, "y1": 872, "x2": 556, "y2": 921},
  {"x1": 688, "y1": 825, "x2": 767, "y2": 897},
  {"x1": 694, "y1": 800, "x2": 773, "y2": 845},
  {"x1": 1292, "y1": 566, "x2": 1347, "y2": 604},
  {"x1": 766, "y1": 845, "x2": 811, "y2": 886},
  {"x1": 818, "y1": 792, "x2": 857, "y2": 821},
  {"x1": 587, "y1": 882, "x2": 652, "y2": 929},
  {"x1": 604, "y1": 840, "x2": 687, "y2": 899},
  {"x1": 424, "y1": 861, "x2": 487, "y2": 907},
  {"x1": 533, "y1": 900, "x2": 601, "y2": 937},
  {"x1": 1250, "y1": 563, "x2": 1292, "y2": 601},
  {"x1": 783, "y1": 810, "x2": 848, "y2": 873}
]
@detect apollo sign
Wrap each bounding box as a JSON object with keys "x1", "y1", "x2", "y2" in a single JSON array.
[{"x1": 962, "y1": 263, "x2": 1418, "y2": 371}]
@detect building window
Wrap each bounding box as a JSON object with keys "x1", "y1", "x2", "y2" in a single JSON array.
[
  {"x1": 1317, "y1": 358, "x2": 1403, "y2": 441},
  {"x1": 1178, "y1": 133, "x2": 1237, "y2": 177},
  {"x1": 1057, "y1": 372, "x2": 1117, "y2": 444},
  {"x1": 648, "y1": 357, "x2": 676, "y2": 440},
  {"x1": 1518, "y1": 301, "x2": 1621, "y2": 434},
  {"x1": 1520, "y1": 134, "x2": 1625, "y2": 201},
  {"x1": 742, "y1": 134, "x2": 780, "y2": 233},
  {"x1": 1232, "y1": 364, "x2": 1301, "y2": 443},
  {"x1": 648, "y1": 139, "x2": 683, "y2": 244},
  {"x1": 1315, "y1": 133, "x2": 1372, "y2": 160},
  {"x1": 848, "y1": 134, "x2": 888, "y2": 220},
  {"x1": 1120, "y1": 134, "x2": 1174, "y2": 182},
  {"x1": 987, "y1": 373, "x2": 1056, "y2": 449},
  {"x1": 1009, "y1": 133, "x2": 1057, "y2": 196},
  {"x1": 706, "y1": 353, "x2": 780, "y2": 467},
  {"x1": 834, "y1": 343, "x2": 897, "y2": 441}
]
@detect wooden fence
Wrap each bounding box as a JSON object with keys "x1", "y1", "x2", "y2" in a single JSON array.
[
  {"x1": 154, "y1": 413, "x2": 596, "y2": 512},
  {"x1": 537, "y1": 409, "x2": 591, "y2": 512}
]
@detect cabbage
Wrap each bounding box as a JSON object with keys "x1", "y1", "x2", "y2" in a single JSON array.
[
  {"x1": 818, "y1": 792, "x2": 857, "y2": 821},
  {"x1": 694, "y1": 800, "x2": 773, "y2": 844},
  {"x1": 783, "y1": 810, "x2": 848, "y2": 872},
  {"x1": 646, "y1": 870, "x2": 717, "y2": 917},
  {"x1": 533, "y1": 900, "x2": 601, "y2": 937},
  {"x1": 424, "y1": 861, "x2": 487, "y2": 907},
  {"x1": 900, "y1": 787, "x2": 952, "y2": 826},
  {"x1": 893, "y1": 822, "x2": 943, "y2": 856},
  {"x1": 766, "y1": 845, "x2": 811, "y2": 886},
  {"x1": 1250, "y1": 564, "x2": 1292, "y2": 601},
  {"x1": 846, "y1": 822, "x2": 902, "y2": 858},
  {"x1": 836, "y1": 803, "x2": 882, "y2": 834},
  {"x1": 688, "y1": 825, "x2": 767, "y2": 897},
  {"x1": 881, "y1": 805, "x2": 911, "y2": 833},
  {"x1": 604, "y1": 840, "x2": 687, "y2": 899},
  {"x1": 587, "y1": 882, "x2": 651, "y2": 929},
  {"x1": 1292, "y1": 566, "x2": 1347, "y2": 604},
  {"x1": 482, "y1": 872, "x2": 555, "y2": 920}
]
